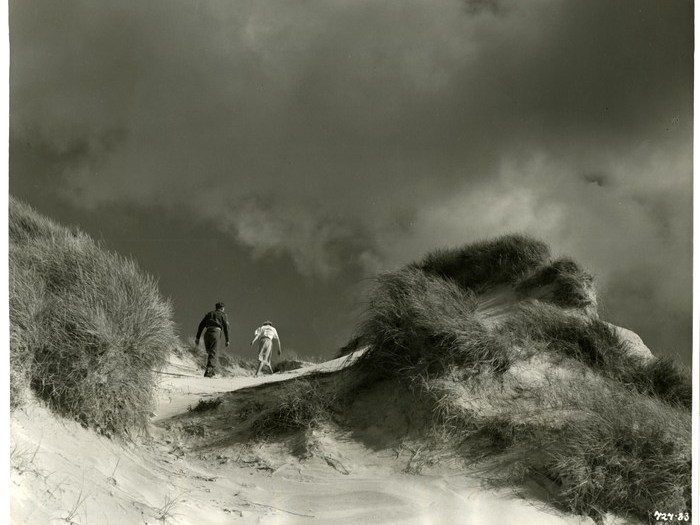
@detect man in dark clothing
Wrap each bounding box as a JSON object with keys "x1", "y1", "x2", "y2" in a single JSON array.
[{"x1": 195, "y1": 302, "x2": 230, "y2": 377}]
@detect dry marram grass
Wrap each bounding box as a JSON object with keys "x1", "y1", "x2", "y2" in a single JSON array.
[{"x1": 9, "y1": 197, "x2": 179, "y2": 436}]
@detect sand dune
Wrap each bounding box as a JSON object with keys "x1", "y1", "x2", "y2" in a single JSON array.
[
  {"x1": 10, "y1": 349, "x2": 635, "y2": 525},
  {"x1": 10, "y1": 274, "x2": 665, "y2": 524},
  {"x1": 10, "y1": 208, "x2": 684, "y2": 525}
]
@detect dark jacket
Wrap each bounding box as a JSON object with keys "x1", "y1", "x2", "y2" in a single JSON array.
[{"x1": 196, "y1": 309, "x2": 230, "y2": 343}]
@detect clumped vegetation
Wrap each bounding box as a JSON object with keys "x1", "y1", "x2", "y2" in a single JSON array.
[
  {"x1": 354, "y1": 268, "x2": 510, "y2": 382},
  {"x1": 502, "y1": 303, "x2": 692, "y2": 408},
  {"x1": 467, "y1": 382, "x2": 691, "y2": 524},
  {"x1": 189, "y1": 397, "x2": 223, "y2": 413},
  {"x1": 349, "y1": 234, "x2": 691, "y2": 522},
  {"x1": 9, "y1": 197, "x2": 178, "y2": 436},
  {"x1": 250, "y1": 376, "x2": 337, "y2": 439},
  {"x1": 630, "y1": 356, "x2": 692, "y2": 409},
  {"x1": 410, "y1": 233, "x2": 551, "y2": 292},
  {"x1": 514, "y1": 257, "x2": 596, "y2": 310},
  {"x1": 548, "y1": 392, "x2": 689, "y2": 523}
]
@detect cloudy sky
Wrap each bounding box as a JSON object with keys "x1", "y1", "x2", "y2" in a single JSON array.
[{"x1": 9, "y1": 0, "x2": 693, "y2": 363}]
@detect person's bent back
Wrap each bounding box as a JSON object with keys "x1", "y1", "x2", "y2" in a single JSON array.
[{"x1": 251, "y1": 321, "x2": 281, "y2": 377}]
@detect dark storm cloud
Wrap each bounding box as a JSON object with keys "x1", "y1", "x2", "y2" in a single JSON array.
[{"x1": 10, "y1": 0, "x2": 693, "y2": 355}]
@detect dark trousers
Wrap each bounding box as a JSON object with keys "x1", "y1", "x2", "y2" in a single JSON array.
[{"x1": 203, "y1": 328, "x2": 220, "y2": 377}]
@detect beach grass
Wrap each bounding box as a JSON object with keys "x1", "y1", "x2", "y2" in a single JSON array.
[{"x1": 9, "y1": 197, "x2": 179, "y2": 436}]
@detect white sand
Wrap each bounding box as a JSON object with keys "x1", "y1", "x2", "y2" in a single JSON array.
[{"x1": 10, "y1": 352, "x2": 631, "y2": 525}]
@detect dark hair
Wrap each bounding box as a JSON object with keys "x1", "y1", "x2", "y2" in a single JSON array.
[{"x1": 215, "y1": 302, "x2": 225, "y2": 309}]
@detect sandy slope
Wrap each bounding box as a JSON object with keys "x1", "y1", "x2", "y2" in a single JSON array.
[{"x1": 10, "y1": 353, "x2": 631, "y2": 525}]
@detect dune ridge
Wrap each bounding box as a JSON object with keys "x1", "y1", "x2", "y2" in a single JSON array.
[{"x1": 9, "y1": 202, "x2": 690, "y2": 525}]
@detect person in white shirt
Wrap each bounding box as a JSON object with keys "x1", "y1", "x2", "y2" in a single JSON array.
[{"x1": 251, "y1": 321, "x2": 282, "y2": 377}]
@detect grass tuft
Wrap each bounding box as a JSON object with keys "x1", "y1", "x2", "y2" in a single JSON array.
[
  {"x1": 490, "y1": 385, "x2": 691, "y2": 522},
  {"x1": 627, "y1": 356, "x2": 692, "y2": 409},
  {"x1": 250, "y1": 377, "x2": 337, "y2": 439},
  {"x1": 514, "y1": 257, "x2": 596, "y2": 310},
  {"x1": 502, "y1": 302, "x2": 692, "y2": 408},
  {"x1": 411, "y1": 233, "x2": 551, "y2": 292},
  {"x1": 354, "y1": 268, "x2": 510, "y2": 383},
  {"x1": 189, "y1": 398, "x2": 223, "y2": 413},
  {"x1": 9, "y1": 197, "x2": 179, "y2": 436}
]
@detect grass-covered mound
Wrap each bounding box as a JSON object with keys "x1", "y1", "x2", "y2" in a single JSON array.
[
  {"x1": 9, "y1": 197, "x2": 179, "y2": 436},
  {"x1": 231, "y1": 234, "x2": 690, "y2": 524},
  {"x1": 361, "y1": 235, "x2": 690, "y2": 522}
]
